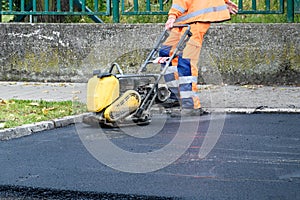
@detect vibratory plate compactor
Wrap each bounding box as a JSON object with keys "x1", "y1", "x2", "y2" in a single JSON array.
[{"x1": 83, "y1": 25, "x2": 192, "y2": 127}]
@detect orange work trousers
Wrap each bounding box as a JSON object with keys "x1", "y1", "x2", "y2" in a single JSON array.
[{"x1": 159, "y1": 22, "x2": 210, "y2": 109}]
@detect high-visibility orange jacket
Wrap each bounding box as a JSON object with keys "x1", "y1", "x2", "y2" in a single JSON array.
[{"x1": 169, "y1": 0, "x2": 231, "y2": 23}]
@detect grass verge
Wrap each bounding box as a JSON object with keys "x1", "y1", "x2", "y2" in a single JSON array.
[{"x1": 0, "y1": 99, "x2": 87, "y2": 129}]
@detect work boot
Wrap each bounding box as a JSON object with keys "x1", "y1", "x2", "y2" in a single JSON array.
[
  {"x1": 161, "y1": 98, "x2": 180, "y2": 108},
  {"x1": 170, "y1": 108, "x2": 208, "y2": 118}
]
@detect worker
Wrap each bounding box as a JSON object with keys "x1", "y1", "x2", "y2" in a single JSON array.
[{"x1": 160, "y1": 0, "x2": 238, "y2": 116}]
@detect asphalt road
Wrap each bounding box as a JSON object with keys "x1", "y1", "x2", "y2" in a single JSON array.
[{"x1": 0, "y1": 113, "x2": 300, "y2": 199}]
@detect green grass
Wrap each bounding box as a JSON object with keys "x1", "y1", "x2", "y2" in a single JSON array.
[
  {"x1": 1, "y1": 15, "x2": 14, "y2": 22},
  {"x1": 0, "y1": 99, "x2": 87, "y2": 129}
]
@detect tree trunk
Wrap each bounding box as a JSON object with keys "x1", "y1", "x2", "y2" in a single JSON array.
[{"x1": 36, "y1": 0, "x2": 70, "y2": 23}]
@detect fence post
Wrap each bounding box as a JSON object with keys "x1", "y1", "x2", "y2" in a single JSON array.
[
  {"x1": 287, "y1": 0, "x2": 294, "y2": 22},
  {"x1": 112, "y1": 0, "x2": 120, "y2": 23}
]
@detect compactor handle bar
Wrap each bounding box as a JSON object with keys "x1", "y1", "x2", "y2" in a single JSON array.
[
  {"x1": 172, "y1": 24, "x2": 191, "y2": 30},
  {"x1": 109, "y1": 62, "x2": 124, "y2": 75},
  {"x1": 134, "y1": 24, "x2": 192, "y2": 118},
  {"x1": 138, "y1": 24, "x2": 192, "y2": 73}
]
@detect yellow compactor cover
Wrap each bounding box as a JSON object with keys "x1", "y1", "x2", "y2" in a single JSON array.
[{"x1": 86, "y1": 75, "x2": 120, "y2": 112}]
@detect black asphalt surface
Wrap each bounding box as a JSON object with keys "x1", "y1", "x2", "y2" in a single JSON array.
[{"x1": 0, "y1": 114, "x2": 300, "y2": 199}]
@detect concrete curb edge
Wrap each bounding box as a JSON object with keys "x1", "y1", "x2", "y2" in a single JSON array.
[
  {"x1": 203, "y1": 107, "x2": 300, "y2": 114},
  {"x1": 1, "y1": 109, "x2": 299, "y2": 141},
  {"x1": 0, "y1": 113, "x2": 90, "y2": 141}
]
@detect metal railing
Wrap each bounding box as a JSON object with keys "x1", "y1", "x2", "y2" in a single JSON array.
[
  {"x1": 0, "y1": 0, "x2": 299, "y2": 23},
  {"x1": 0, "y1": 0, "x2": 111, "y2": 22},
  {"x1": 237, "y1": 0, "x2": 299, "y2": 22},
  {"x1": 0, "y1": 0, "x2": 110, "y2": 15},
  {"x1": 121, "y1": 0, "x2": 170, "y2": 15}
]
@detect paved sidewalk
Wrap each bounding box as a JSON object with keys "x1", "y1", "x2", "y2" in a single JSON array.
[
  {"x1": 0, "y1": 82, "x2": 86, "y2": 102},
  {"x1": 1, "y1": 81, "x2": 300, "y2": 111}
]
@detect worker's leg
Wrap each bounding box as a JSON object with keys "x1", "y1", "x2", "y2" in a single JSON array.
[
  {"x1": 159, "y1": 29, "x2": 181, "y2": 101},
  {"x1": 177, "y1": 22, "x2": 210, "y2": 109}
]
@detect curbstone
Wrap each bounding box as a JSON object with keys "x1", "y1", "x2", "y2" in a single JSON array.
[
  {"x1": 0, "y1": 113, "x2": 90, "y2": 141},
  {"x1": 0, "y1": 129, "x2": 15, "y2": 141},
  {"x1": 208, "y1": 108, "x2": 300, "y2": 114},
  {"x1": 53, "y1": 116, "x2": 75, "y2": 128}
]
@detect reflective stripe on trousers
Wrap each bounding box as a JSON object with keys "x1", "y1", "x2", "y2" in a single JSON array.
[{"x1": 159, "y1": 22, "x2": 210, "y2": 109}]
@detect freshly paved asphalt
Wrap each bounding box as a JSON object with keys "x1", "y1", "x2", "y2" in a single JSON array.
[
  {"x1": 1, "y1": 81, "x2": 300, "y2": 199},
  {"x1": 1, "y1": 113, "x2": 300, "y2": 199}
]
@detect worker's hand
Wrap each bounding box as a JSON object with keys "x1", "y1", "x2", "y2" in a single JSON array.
[
  {"x1": 226, "y1": 0, "x2": 238, "y2": 14},
  {"x1": 165, "y1": 17, "x2": 176, "y2": 30}
]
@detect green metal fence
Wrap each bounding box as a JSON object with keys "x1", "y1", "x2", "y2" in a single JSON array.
[
  {"x1": 0, "y1": 0, "x2": 299, "y2": 23},
  {"x1": 0, "y1": 0, "x2": 111, "y2": 22},
  {"x1": 0, "y1": 0, "x2": 110, "y2": 15},
  {"x1": 121, "y1": 0, "x2": 170, "y2": 15},
  {"x1": 237, "y1": 0, "x2": 299, "y2": 22}
]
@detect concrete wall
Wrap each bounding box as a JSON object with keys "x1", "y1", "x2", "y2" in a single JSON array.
[{"x1": 0, "y1": 23, "x2": 299, "y2": 85}]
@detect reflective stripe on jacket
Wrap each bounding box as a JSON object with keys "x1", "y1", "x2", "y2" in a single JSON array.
[{"x1": 169, "y1": 0, "x2": 230, "y2": 23}]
